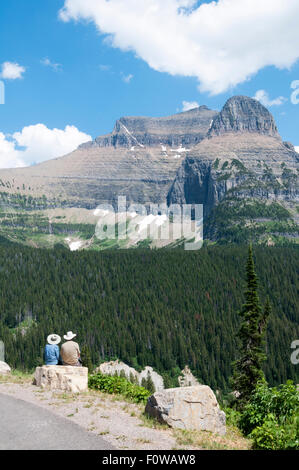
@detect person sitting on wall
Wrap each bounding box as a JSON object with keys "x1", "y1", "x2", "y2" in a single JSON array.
[
  {"x1": 44, "y1": 334, "x2": 61, "y2": 365},
  {"x1": 60, "y1": 331, "x2": 82, "y2": 367}
]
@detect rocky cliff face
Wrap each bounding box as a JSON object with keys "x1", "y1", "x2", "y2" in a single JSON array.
[
  {"x1": 167, "y1": 96, "x2": 298, "y2": 243},
  {"x1": 168, "y1": 134, "x2": 298, "y2": 209},
  {"x1": 209, "y1": 96, "x2": 279, "y2": 138}
]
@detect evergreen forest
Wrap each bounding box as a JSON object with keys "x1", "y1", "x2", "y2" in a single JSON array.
[{"x1": 0, "y1": 242, "x2": 298, "y2": 392}]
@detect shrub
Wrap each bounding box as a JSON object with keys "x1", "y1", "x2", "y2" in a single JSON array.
[
  {"x1": 250, "y1": 414, "x2": 299, "y2": 450},
  {"x1": 222, "y1": 407, "x2": 242, "y2": 428},
  {"x1": 88, "y1": 373, "x2": 151, "y2": 404},
  {"x1": 239, "y1": 380, "x2": 299, "y2": 435},
  {"x1": 238, "y1": 380, "x2": 299, "y2": 450}
]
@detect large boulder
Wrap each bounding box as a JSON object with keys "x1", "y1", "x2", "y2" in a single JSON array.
[
  {"x1": 0, "y1": 361, "x2": 11, "y2": 375},
  {"x1": 145, "y1": 385, "x2": 226, "y2": 435},
  {"x1": 178, "y1": 366, "x2": 200, "y2": 387},
  {"x1": 34, "y1": 366, "x2": 88, "y2": 393}
]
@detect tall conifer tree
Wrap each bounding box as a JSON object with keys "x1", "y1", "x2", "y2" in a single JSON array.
[{"x1": 232, "y1": 245, "x2": 270, "y2": 408}]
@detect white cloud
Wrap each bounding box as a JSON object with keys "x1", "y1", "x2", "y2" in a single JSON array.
[
  {"x1": 1, "y1": 62, "x2": 25, "y2": 80},
  {"x1": 121, "y1": 73, "x2": 134, "y2": 83},
  {"x1": 253, "y1": 90, "x2": 287, "y2": 107},
  {"x1": 59, "y1": 0, "x2": 299, "y2": 95},
  {"x1": 0, "y1": 124, "x2": 92, "y2": 169},
  {"x1": 0, "y1": 133, "x2": 25, "y2": 168},
  {"x1": 182, "y1": 100, "x2": 199, "y2": 112},
  {"x1": 295, "y1": 147, "x2": 299, "y2": 154},
  {"x1": 41, "y1": 57, "x2": 62, "y2": 71}
]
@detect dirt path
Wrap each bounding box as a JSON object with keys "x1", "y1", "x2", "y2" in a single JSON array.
[{"x1": 0, "y1": 379, "x2": 186, "y2": 450}]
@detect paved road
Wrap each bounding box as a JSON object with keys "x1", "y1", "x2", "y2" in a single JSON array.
[{"x1": 0, "y1": 393, "x2": 113, "y2": 450}]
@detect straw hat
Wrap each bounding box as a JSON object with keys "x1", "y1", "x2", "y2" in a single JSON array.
[
  {"x1": 64, "y1": 331, "x2": 77, "y2": 341},
  {"x1": 47, "y1": 334, "x2": 61, "y2": 345}
]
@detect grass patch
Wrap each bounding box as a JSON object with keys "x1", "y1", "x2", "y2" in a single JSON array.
[
  {"x1": 173, "y1": 426, "x2": 252, "y2": 450},
  {"x1": 51, "y1": 391, "x2": 79, "y2": 402},
  {"x1": 0, "y1": 371, "x2": 33, "y2": 384},
  {"x1": 139, "y1": 412, "x2": 169, "y2": 430}
]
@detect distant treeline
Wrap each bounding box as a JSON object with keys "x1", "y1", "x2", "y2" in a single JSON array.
[{"x1": 0, "y1": 243, "x2": 298, "y2": 391}]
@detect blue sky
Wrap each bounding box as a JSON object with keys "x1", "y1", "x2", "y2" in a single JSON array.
[{"x1": 0, "y1": 0, "x2": 298, "y2": 167}]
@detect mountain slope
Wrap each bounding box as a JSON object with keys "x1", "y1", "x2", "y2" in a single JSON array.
[
  {"x1": 0, "y1": 96, "x2": 297, "y2": 246},
  {"x1": 0, "y1": 106, "x2": 218, "y2": 208}
]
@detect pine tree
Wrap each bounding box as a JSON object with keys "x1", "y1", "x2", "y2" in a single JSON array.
[
  {"x1": 260, "y1": 297, "x2": 271, "y2": 342},
  {"x1": 232, "y1": 245, "x2": 270, "y2": 409},
  {"x1": 80, "y1": 345, "x2": 93, "y2": 373},
  {"x1": 145, "y1": 371, "x2": 156, "y2": 394}
]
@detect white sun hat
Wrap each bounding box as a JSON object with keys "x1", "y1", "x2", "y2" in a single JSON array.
[
  {"x1": 64, "y1": 331, "x2": 77, "y2": 341},
  {"x1": 47, "y1": 334, "x2": 61, "y2": 345}
]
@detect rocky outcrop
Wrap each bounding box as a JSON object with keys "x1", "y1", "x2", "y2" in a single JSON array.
[
  {"x1": 34, "y1": 366, "x2": 88, "y2": 393},
  {"x1": 95, "y1": 360, "x2": 164, "y2": 392},
  {"x1": 96, "y1": 360, "x2": 139, "y2": 382},
  {"x1": 209, "y1": 96, "x2": 279, "y2": 138},
  {"x1": 145, "y1": 385, "x2": 226, "y2": 435},
  {"x1": 0, "y1": 361, "x2": 11, "y2": 375},
  {"x1": 178, "y1": 366, "x2": 200, "y2": 387}
]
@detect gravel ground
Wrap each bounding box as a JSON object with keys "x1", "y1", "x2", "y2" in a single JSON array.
[{"x1": 0, "y1": 379, "x2": 189, "y2": 450}]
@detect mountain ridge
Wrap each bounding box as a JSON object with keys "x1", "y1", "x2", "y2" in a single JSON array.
[
  {"x1": 80, "y1": 105, "x2": 218, "y2": 149},
  {"x1": 0, "y1": 95, "x2": 297, "y2": 246}
]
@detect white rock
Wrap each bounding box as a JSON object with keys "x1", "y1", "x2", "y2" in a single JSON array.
[
  {"x1": 145, "y1": 385, "x2": 226, "y2": 435},
  {"x1": 34, "y1": 366, "x2": 88, "y2": 393},
  {"x1": 178, "y1": 366, "x2": 200, "y2": 387},
  {"x1": 95, "y1": 360, "x2": 164, "y2": 392},
  {"x1": 0, "y1": 361, "x2": 11, "y2": 375},
  {"x1": 139, "y1": 366, "x2": 164, "y2": 392},
  {"x1": 96, "y1": 360, "x2": 139, "y2": 382}
]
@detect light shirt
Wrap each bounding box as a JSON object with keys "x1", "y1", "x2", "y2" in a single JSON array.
[{"x1": 60, "y1": 341, "x2": 80, "y2": 366}]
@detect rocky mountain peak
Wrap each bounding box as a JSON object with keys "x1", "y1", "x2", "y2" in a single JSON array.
[
  {"x1": 209, "y1": 95, "x2": 279, "y2": 138},
  {"x1": 80, "y1": 106, "x2": 218, "y2": 150}
]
